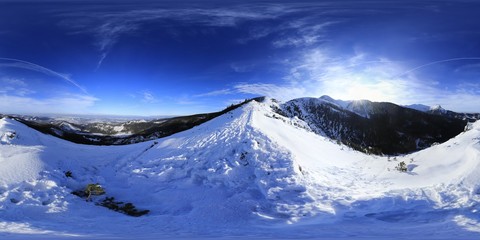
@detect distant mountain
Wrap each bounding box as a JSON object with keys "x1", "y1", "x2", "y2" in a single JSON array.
[
  {"x1": 404, "y1": 103, "x2": 480, "y2": 122},
  {"x1": 4, "y1": 98, "x2": 263, "y2": 145},
  {"x1": 279, "y1": 96, "x2": 470, "y2": 155},
  {"x1": 2, "y1": 96, "x2": 477, "y2": 156},
  {"x1": 404, "y1": 104, "x2": 431, "y2": 112},
  {"x1": 317, "y1": 95, "x2": 374, "y2": 118},
  {"x1": 428, "y1": 106, "x2": 480, "y2": 122}
]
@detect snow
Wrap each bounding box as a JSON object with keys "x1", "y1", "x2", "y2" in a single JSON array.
[
  {"x1": 112, "y1": 125, "x2": 125, "y2": 132},
  {"x1": 59, "y1": 122, "x2": 81, "y2": 132},
  {"x1": 318, "y1": 95, "x2": 373, "y2": 118},
  {"x1": 1, "y1": 99, "x2": 480, "y2": 239},
  {"x1": 430, "y1": 104, "x2": 448, "y2": 113},
  {"x1": 404, "y1": 104, "x2": 431, "y2": 112}
]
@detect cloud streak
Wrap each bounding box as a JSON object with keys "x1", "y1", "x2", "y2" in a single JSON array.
[
  {"x1": 0, "y1": 58, "x2": 101, "y2": 115},
  {"x1": 194, "y1": 89, "x2": 233, "y2": 97},
  {"x1": 141, "y1": 91, "x2": 158, "y2": 103},
  {"x1": 59, "y1": 4, "x2": 291, "y2": 69},
  {"x1": 0, "y1": 57, "x2": 88, "y2": 94},
  {"x1": 396, "y1": 57, "x2": 480, "y2": 78}
]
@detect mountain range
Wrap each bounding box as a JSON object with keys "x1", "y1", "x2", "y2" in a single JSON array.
[
  {"x1": 1, "y1": 96, "x2": 480, "y2": 239},
  {"x1": 3, "y1": 96, "x2": 477, "y2": 155}
]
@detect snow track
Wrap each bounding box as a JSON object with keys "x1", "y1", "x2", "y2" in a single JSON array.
[{"x1": 1, "y1": 100, "x2": 480, "y2": 239}]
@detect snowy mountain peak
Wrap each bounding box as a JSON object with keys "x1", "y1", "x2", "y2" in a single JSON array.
[
  {"x1": 318, "y1": 95, "x2": 350, "y2": 109},
  {"x1": 405, "y1": 103, "x2": 450, "y2": 113},
  {"x1": 317, "y1": 95, "x2": 373, "y2": 118},
  {"x1": 430, "y1": 104, "x2": 447, "y2": 113}
]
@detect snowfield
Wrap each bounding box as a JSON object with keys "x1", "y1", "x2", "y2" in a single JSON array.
[{"x1": 1, "y1": 99, "x2": 480, "y2": 239}]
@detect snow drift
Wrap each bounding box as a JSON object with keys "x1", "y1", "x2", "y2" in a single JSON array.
[{"x1": 1, "y1": 98, "x2": 480, "y2": 239}]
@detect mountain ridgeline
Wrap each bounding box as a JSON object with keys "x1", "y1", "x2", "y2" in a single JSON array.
[
  {"x1": 278, "y1": 96, "x2": 470, "y2": 155},
  {"x1": 1, "y1": 96, "x2": 476, "y2": 155},
  {"x1": 5, "y1": 98, "x2": 263, "y2": 146}
]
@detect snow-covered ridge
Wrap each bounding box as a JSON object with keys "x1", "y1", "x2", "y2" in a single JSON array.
[
  {"x1": 430, "y1": 104, "x2": 447, "y2": 113},
  {"x1": 1, "y1": 102, "x2": 480, "y2": 238},
  {"x1": 281, "y1": 95, "x2": 374, "y2": 118},
  {"x1": 317, "y1": 95, "x2": 374, "y2": 118},
  {"x1": 404, "y1": 103, "x2": 431, "y2": 112}
]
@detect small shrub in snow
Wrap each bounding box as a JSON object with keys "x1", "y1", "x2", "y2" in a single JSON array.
[
  {"x1": 6, "y1": 131, "x2": 16, "y2": 139},
  {"x1": 84, "y1": 183, "x2": 105, "y2": 201},
  {"x1": 64, "y1": 171, "x2": 73, "y2": 178},
  {"x1": 98, "y1": 197, "x2": 150, "y2": 217},
  {"x1": 71, "y1": 185, "x2": 149, "y2": 217},
  {"x1": 395, "y1": 161, "x2": 408, "y2": 172}
]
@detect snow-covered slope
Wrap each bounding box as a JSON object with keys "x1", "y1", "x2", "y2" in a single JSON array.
[
  {"x1": 404, "y1": 103, "x2": 431, "y2": 112},
  {"x1": 281, "y1": 96, "x2": 467, "y2": 155},
  {"x1": 1, "y1": 100, "x2": 480, "y2": 239},
  {"x1": 318, "y1": 95, "x2": 374, "y2": 118}
]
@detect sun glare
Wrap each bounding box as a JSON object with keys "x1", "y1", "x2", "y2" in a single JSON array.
[{"x1": 324, "y1": 75, "x2": 396, "y2": 103}]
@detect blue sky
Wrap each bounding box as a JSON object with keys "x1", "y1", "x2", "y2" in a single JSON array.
[{"x1": 1, "y1": 0, "x2": 480, "y2": 116}]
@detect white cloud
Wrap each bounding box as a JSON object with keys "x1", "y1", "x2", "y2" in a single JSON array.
[
  {"x1": 233, "y1": 48, "x2": 480, "y2": 112},
  {"x1": 194, "y1": 89, "x2": 233, "y2": 97},
  {"x1": 0, "y1": 58, "x2": 87, "y2": 94},
  {"x1": 141, "y1": 91, "x2": 158, "y2": 103},
  {"x1": 230, "y1": 62, "x2": 254, "y2": 73},
  {"x1": 454, "y1": 63, "x2": 480, "y2": 73},
  {"x1": 0, "y1": 59, "x2": 101, "y2": 114},
  {"x1": 0, "y1": 77, "x2": 35, "y2": 97},
  {"x1": 234, "y1": 83, "x2": 306, "y2": 101},
  {"x1": 60, "y1": 5, "x2": 289, "y2": 69},
  {"x1": 128, "y1": 90, "x2": 160, "y2": 104},
  {"x1": 0, "y1": 94, "x2": 98, "y2": 115},
  {"x1": 272, "y1": 21, "x2": 338, "y2": 48},
  {"x1": 1, "y1": 77, "x2": 27, "y2": 87}
]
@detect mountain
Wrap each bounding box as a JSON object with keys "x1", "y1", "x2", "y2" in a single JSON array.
[
  {"x1": 6, "y1": 98, "x2": 262, "y2": 146},
  {"x1": 7, "y1": 96, "x2": 474, "y2": 156},
  {"x1": 404, "y1": 103, "x2": 431, "y2": 112},
  {"x1": 428, "y1": 105, "x2": 480, "y2": 122},
  {"x1": 404, "y1": 103, "x2": 480, "y2": 122},
  {"x1": 279, "y1": 96, "x2": 469, "y2": 155},
  {"x1": 1, "y1": 98, "x2": 480, "y2": 239}
]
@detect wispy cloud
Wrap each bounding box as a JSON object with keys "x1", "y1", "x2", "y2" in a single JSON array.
[
  {"x1": 0, "y1": 58, "x2": 101, "y2": 114},
  {"x1": 2, "y1": 77, "x2": 27, "y2": 87},
  {"x1": 272, "y1": 21, "x2": 339, "y2": 48},
  {"x1": 237, "y1": 15, "x2": 339, "y2": 48},
  {"x1": 454, "y1": 63, "x2": 480, "y2": 73},
  {"x1": 128, "y1": 90, "x2": 160, "y2": 104},
  {"x1": 0, "y1": 94, "x2": 98, "y2": 115},
  {"x1": 230, "y1": 62, "x2": 255, "y2": 73},
  {"x1": 57, "y1": 2, "x2": 348, "y2": 69},
  {"x1": 234, "y1": 83, "x2": 306, "y2": 100},
  {"x1": 0, "y1": 58, "x2": 87, "y2": 94},
  {"x1": 141, "y1": 91, "x2": 158, "y2": 103},
  {"x1": 396, "y1": 57, "x2": 480, "y2": 79},
  {"x1": 58, "y1": 4, "x2": 289, "y2": 69},
  {"x1": 194, "y1": 89, "x2": 233, "y2": 97},
  {"x1": 232, "y1": 48, "x2": 480, "y2": 112},
  {"x1": 0, "y1": 77, "x2": 34, "y2": 96}
]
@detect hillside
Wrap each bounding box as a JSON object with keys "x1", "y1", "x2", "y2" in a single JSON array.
[
  {"x1": 280, "y1": 97, "x2": 468, "y2": 154},
  {"x1": 6, "y1": 98, "x2": 260, "y2": 146},
  {"x1": 0, "y1": 98, "x2": 480, "y2": 239}
]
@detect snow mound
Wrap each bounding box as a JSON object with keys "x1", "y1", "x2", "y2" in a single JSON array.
[{"x1": 1, "y1": 102, "x2": 480, "y2": 239}]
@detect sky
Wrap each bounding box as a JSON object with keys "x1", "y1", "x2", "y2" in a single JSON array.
[{"x1": 1, "y1": 0, "x2": 480, "y2": 116}]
